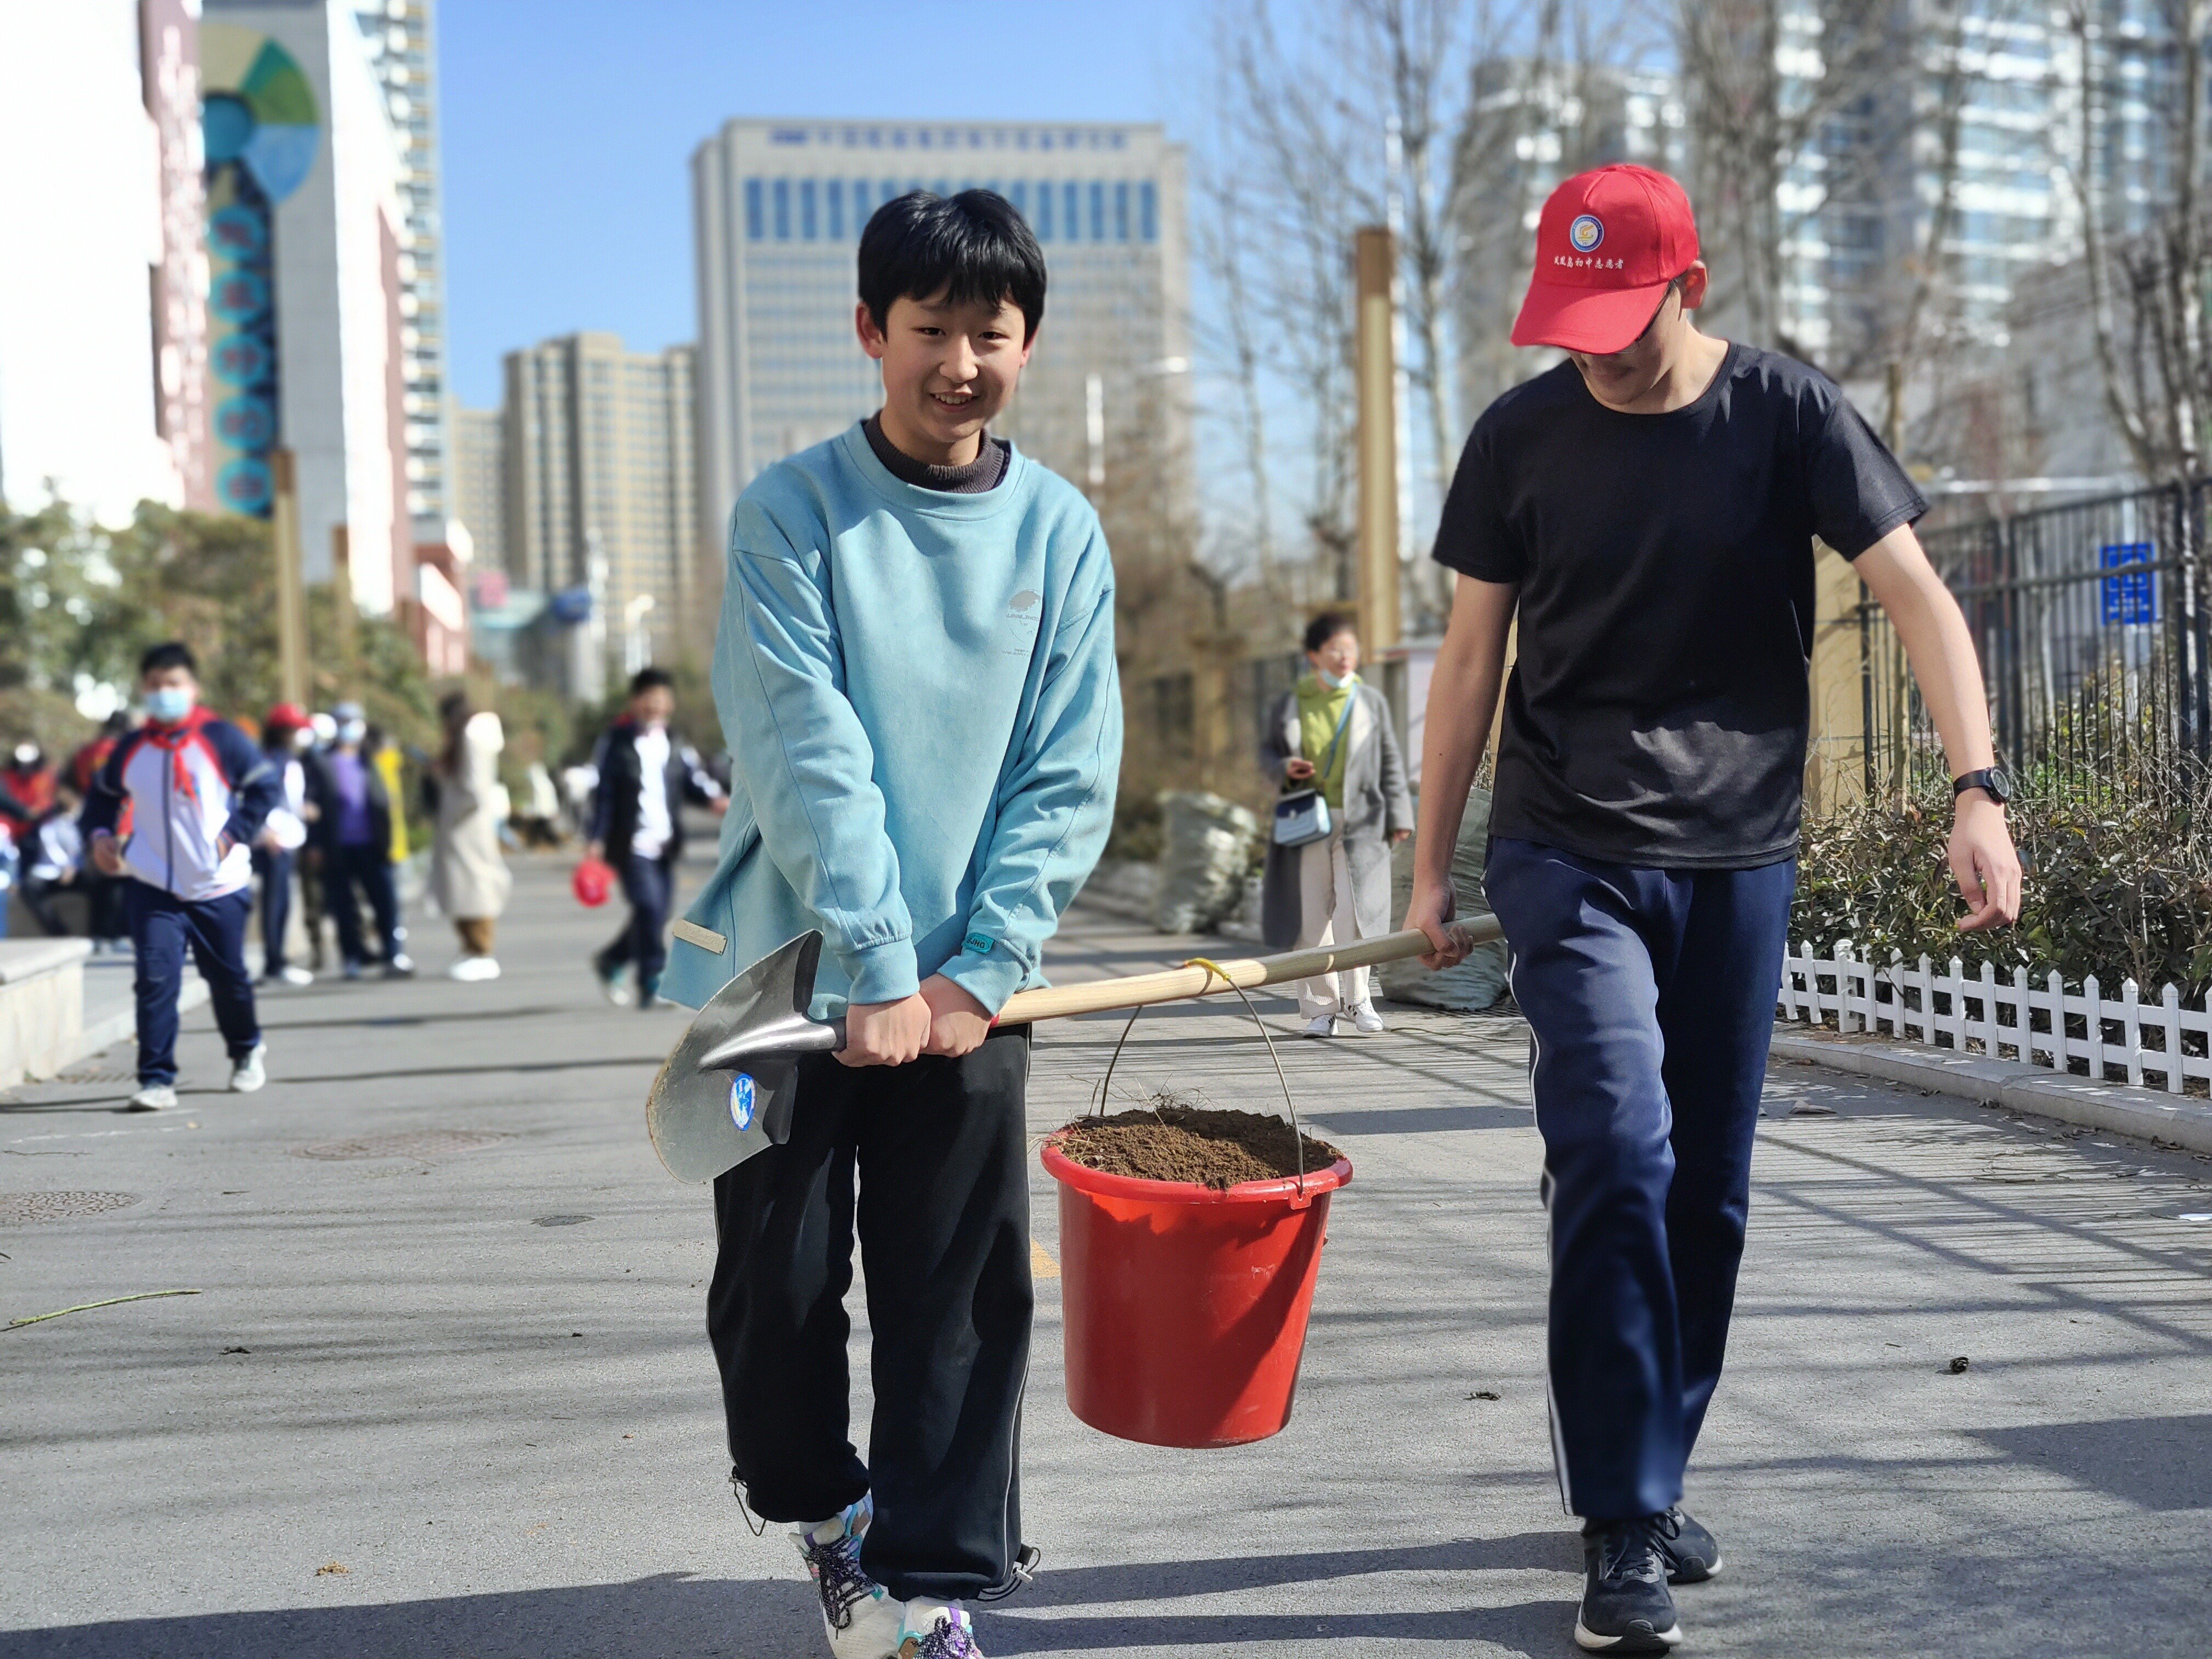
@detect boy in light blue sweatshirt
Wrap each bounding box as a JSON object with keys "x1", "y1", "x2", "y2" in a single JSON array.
[{"x1": 664, "y1": 191, "x2": 1121, "y2": 1659}]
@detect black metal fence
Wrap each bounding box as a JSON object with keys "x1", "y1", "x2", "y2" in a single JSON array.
[{"x1": 1862, "y1": 483, "x2": 2212, "y2": 799}]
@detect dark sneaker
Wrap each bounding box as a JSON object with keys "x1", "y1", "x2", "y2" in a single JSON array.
[
  {"x1": 1656, "y1": 1506, "x2": 1721, "y2": 1583},
  {"x1": 1575, "y1": 1516, "x2": 1681, "y2": 1653}
]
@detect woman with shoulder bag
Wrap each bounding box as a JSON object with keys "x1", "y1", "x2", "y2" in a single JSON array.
[{"x1": 1259, "y1": 612, "x2": 1414, "y2": 1036}]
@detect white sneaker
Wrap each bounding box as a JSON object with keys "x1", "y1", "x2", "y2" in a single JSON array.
[
  {"x1": 1348, "y1": 1002, "x2": 1387, "y2": 1035},
  {"x1": 896, "y1": 1602, "x2": 982, "y2": 1659},
  {"x1": 594, "y1": 961, "x2": 634, "y2": 1007},
  {"x1": 276, "y1": 965, "x2": 315, "y2": 986},
  {"x1": 793, "y1": 1497, "x2": 902, "y2": 1659},
  {"x1": 229, "y1": 1043, "x2": 267, "y2": 1093},
  {"x1": 127, "y1": 1084, "x2": 177, "y2": 1112},
  {"x1": 447, "y1": 955, "x2": 501, "y2": 982},
  {"x1": 1301, "y1": 1014, "x2": 1339, "y2": 1039}
]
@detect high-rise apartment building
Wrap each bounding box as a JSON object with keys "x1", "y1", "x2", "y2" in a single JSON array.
[
  {"x1": 350, "y1": 0, "x2": 450, "y2": 529},
  {"x1": 501, "y1": 332, "x2": 698, "y2": 679},
  {"x1": 689, "y1": 117, "x2": 1189, "y2": 569},
  {"x1": 450, "y1": 403, "x2": 504, "y2": 573}
]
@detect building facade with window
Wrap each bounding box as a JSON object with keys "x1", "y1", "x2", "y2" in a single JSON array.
[
  {"x1": 500, "y1": 332, "x2": 698, "y2": 682},
  {"x1": 350, "y1": 0, "x2": 451, "y2": 532},
  {"x1": 688, "y1": 117, "x2": 1190, "y2": 581}
]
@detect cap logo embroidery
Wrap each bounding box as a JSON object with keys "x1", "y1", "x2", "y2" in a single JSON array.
[{"x1": 1568, "y1": 213, "x2": 1605, "y2": 252}]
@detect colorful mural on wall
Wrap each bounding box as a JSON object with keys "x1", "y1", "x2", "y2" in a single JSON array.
[{"x1": 200, "y1": 26, "x2": 319, "y2": 519}]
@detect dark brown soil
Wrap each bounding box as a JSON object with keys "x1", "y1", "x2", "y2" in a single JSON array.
[{"x1": 1053, "y1": 1098, "x2": 1344, "y2": 1190}]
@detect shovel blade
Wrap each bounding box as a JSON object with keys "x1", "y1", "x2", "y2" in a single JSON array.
[{"x1": 645, "y1": 930, "x2": 840, "y2": 1183}]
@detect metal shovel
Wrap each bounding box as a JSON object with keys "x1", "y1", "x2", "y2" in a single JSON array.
[{"x1": 645, "y1": 917, "x2": 1504, "y2": 1183}]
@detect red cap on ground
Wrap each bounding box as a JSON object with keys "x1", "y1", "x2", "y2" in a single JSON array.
[
  {"x1": 1511, "y1": 165, "x2": 1701, "y2": 354},
  {"x1": 264, "y1": 702, "x2": 310, "y2": 733}
]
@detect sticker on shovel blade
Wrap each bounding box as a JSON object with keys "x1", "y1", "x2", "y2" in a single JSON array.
[{"x1": 730, "y1": 1073, "x2": 758, "y2": 1132}]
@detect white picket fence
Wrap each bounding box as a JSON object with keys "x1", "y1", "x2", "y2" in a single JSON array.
[{"x1": 1777, "y1": 943, "x2": 2212, "y2": 1096}]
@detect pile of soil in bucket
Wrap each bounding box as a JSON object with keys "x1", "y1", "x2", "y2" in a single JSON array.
[{"x1": 1054, "y1": 1096, "x2": 1343, "y2": 1191}]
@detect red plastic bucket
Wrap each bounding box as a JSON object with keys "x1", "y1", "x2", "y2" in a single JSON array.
[{"x1": 1041, "y1": 1136, "x2": 1351, "y2": 1448}]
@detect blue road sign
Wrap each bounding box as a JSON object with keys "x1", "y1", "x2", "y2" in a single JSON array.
[{"x1": 2099, "y1": 543, "x2": 2158, "y2": 625}]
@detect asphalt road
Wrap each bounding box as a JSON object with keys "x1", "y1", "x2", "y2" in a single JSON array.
[{"x1": 3, "y1": 855, "x2": 2208, "y2": 1657}]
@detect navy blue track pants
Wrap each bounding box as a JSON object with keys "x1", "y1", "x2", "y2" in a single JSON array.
[
  {"x1": 1483, "y1": 836, "x2": 1795, "y2": 1522},
  {"x1": 126, "y1": 882, "x2": 261, "y2": 1087}
]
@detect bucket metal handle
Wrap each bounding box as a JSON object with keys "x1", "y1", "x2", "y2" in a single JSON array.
[{"x1": 1090, "y1": 955, "x2": 1314, "y2": 1206}]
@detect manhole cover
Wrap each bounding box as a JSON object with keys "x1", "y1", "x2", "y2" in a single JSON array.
[
  {"x1": 0, "y1": 1191, "x2": 142, "y2": 1225},
  {"x1": 294, "y1": 1130, "x2": 510, "y2": 1161},
  {"x1": 532, "y1": 1214, "x2": 592, "y2": 1227}
]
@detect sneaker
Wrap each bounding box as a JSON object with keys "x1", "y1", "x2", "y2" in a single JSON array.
[
  {"x1": 594, "y1": 959, "x2": 634, "y2": 1007},
  {"x1": 276, "y1": 964, "x2": 315, "y2": 986},
  {"x1": 896, "y1": 1602, "x2": 982, "y2": 1659},
  {"x1": 229, "y1": 1043, "x2": 268, "y2": 1093},
  {"x1": 1348, "y1": 1001, "x2": 1387, "y2": 1034},
  {"x1": 342, "y1": 960, "x2": 364, "y2": 981},
  {"x1": 792, "y1": 1498, "x2": 902, "y2": 1659},
  {"x1": 1575, "y1": 1516, "x2": 1681, "y2": 1653},
  {"x1": 447, "y1": 955, "x2": 501, "y2": 983},
  {"x1": 382, "y1": 953, "x2": 416, "y2": 979},
  {"x1": 126, "y1": 1084, "x2": 177, "y2": 1112},
  {"x1": 1655, "y1": 1506, "x2": 1721, "y2": 1583},
  {"x1": 1301, "y1": 1014, "x2": 1339, "y2": 1039}
]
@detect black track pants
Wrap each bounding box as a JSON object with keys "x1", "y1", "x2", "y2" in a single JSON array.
[{"x1": 708, "y1": 1026, "x2": 1032, "y2": 1604}]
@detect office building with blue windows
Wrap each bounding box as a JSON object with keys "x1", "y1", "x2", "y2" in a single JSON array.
[{"x1": 689, "y1": 117, "x2": 1189, "y2": 577}]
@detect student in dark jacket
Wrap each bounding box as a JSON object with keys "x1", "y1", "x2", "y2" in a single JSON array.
[
  {"x1": 303, "y1": 699, "x2": 413, "y2": 979},
  {"x1": 83, "y1": 641, "x2": 283, "y2": 1111},
  {"x1": 584, "y1": 667, "x2": 725, "y2": 1007}
]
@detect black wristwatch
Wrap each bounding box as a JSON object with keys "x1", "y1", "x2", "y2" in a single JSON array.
[{"x1": 1952, "y1": 766, "x2": 2012, "y2": 806}]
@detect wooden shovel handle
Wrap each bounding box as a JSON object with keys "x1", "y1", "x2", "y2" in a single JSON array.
[{"x1": 995, "y1": 916, "x2": 1505, "y2": 1026}]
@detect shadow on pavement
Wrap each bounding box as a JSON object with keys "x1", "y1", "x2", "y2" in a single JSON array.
[
  {"x1": 1, "y1": 1573, "x2": 814, "y2": 1659},
  {"x1": 1970, "y1": 1415, "x2": 2212, "y2": 1511}
]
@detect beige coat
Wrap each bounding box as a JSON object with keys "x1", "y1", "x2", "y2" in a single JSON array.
[{"x1": 430, "y1": 712, "x2": 512, "y2": 921}]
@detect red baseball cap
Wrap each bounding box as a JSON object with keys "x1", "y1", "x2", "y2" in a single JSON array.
[
  {"x1": 1512, "y1": 164, "x2": 1701, "y2": 354},
  {"x1": 264, "y1": 702, "x2": 310, "y2": 733}
]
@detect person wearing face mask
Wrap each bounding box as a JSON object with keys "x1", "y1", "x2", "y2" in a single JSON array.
[
  {"x1": 303, "y1": 699, "x2": 413, "y2": 980},
  {"x1": 252, "y1": 704, "x2": 317, "y2": 986},
  {"x1": 1259, "y1": 611, "x2": 1414, "y2": 1037},
  {"x1": 82, "y1": 642, "x2": 283, "y2": 1111},
  {"x1": 583, "y1": 666, "x2": 725, "y2": 1008}
]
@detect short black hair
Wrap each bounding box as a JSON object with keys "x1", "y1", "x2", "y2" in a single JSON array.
[
  {"x1": 858, "y1": 190, "x2": 1047, "y2": 342},
  {"x1": 630, "y1": 667, "x2": 674, "y2": 696},
  {"x1": 140, "y1": 640, "x2": 197, "y2": 677},
  {"x1": 1304, "y1": 612, "x2": 1358, "y2": 655}
]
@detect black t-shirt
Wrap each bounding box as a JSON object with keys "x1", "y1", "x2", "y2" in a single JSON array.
[{"x1": 1432, "y1": 342, "x2": 1925, "y2": 868}]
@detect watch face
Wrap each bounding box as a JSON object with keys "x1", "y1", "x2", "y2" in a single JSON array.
[{"x1": 1987, "y1": 766, "x2": 2013, "y2": 801}]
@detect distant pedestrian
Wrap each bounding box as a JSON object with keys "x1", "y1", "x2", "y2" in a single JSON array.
[
  {"x1": 1259, "y1": 611, "x2": 1413, "y2": 1036},
  {"x1": 0, "y1": 741, "x2": 54, "y2": 846},
  {"x1": 83, "y1": 641, "x2": 279, "y2": 1111},
  {"x1": 585, "y1": 667, "x2": 725, "y2": 1008},
  {"x1": 304, "y1": 700, "x2": 413, "y2": 979},
  {"x1": 65, "y1": 714, "x2": 134, "y2": 950},
  {"x1": 427, "y1": 690, "x2": 512, "y2": 982},
  {"x1": 253, "y1": 704, "x2": 317, "y2": 986},
  {"x1": 18, "y1": 786, "x2": 86, "y2": 936}
]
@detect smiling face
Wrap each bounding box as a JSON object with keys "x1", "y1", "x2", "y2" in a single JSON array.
[
  {"x1": 857, "y1": 286, "x2": 1035, "y2": 468},
  {"x1": 1565, "y1": 264, "x2": 1711, "y2": 412}
]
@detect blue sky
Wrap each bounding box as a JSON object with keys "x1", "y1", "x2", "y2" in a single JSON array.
[{"x1": 439, "y1": 0, "x2": 1198, "y2": 408}]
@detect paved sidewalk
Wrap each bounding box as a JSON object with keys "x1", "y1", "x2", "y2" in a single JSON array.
[{"x1": 2, "y1": 864, "x2": 2207, "y2": 1657}]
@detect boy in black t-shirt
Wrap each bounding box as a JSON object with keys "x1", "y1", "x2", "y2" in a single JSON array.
[{"x1": 1408, "y1": 165, "x2": 2021, "y2": 1655}]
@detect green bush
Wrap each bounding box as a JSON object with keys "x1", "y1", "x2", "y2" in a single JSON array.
[{"x1": 1796, "y1": 774, "x2": 2212, "y2": 1002}]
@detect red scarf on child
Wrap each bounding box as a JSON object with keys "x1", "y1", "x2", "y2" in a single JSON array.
[{"x1": 140, "y1": 706, "x2": 218, "y2": 804}]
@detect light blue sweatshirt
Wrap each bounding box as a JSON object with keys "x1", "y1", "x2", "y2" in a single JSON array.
[{"x1": 662, "y1": 422, "x2": 1123, "y2": 1019}]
